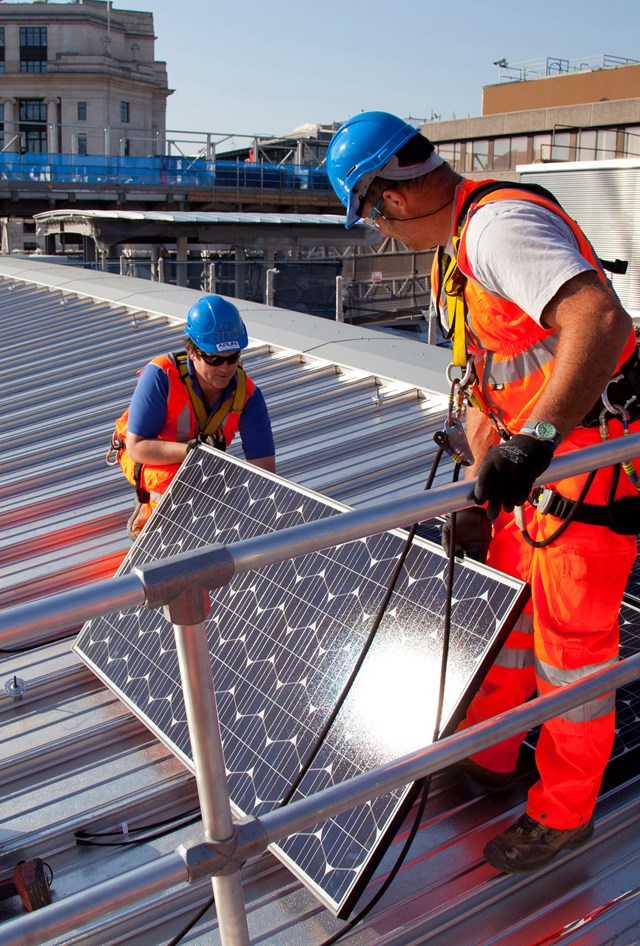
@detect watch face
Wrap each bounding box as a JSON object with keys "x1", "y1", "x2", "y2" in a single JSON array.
[{"x1": 536, "y1": 421, "x2": 559, "y2": 441}]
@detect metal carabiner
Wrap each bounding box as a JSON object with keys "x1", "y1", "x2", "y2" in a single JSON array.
[
  {"x1": 601, "y1": 372, "x2": 637, "y2": 418},
  {"x1": 446, "y1": 358, "x2": 474, "y2": 390}
]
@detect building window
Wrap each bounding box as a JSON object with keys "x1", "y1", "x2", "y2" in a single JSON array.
[
  {"x1": 77, "y1": 101, "x2": 87, "y2": 121},
  {"x1": 550, "y1": 131, "x2": 572, "y2": 162},
  {"x1": 120, "y1": 101, "x2": 130, "y2": 123},
  {"x1": 20, "y1": 26, "x2": 48, "y2": 73},
  {"x1": 595, "y1": 129, "x2": 617, "y2": 159},
  {"x1": 532, "y1": 133, "x2": 552, "y2": 162},
  {"x1": 436, "y1": 141, "x2": 464, "y2": 172},
  {"x1": 19, "y1": 98, "x2": 47, "y2": 153},
  {"x1": 468, "y1": 139, "x2": 489, "y2": 172},
  {"x1": 491, "y1": 135, "x2": 528, "y2": 170},
  {"x1": 123, "y1": 138, "x2": 130, "y2": 156},
  {"x1": 578, "y1": 128, "x2": 617, "y2": 160},
  {"x1": 77, "y1": 134, "x2": 87, "y2": 156},
  {"x1": 0, "y1": 27, "x2": 5, "y2": 73},
  {"x1": 623, "y1": 126, "x2": 640, "y2": 158},
  {"x1": 0, "y1": 102, "x2": 4, "y2": 151},
  {"x1": 577, "y1": 129, "x2": 597, "y2": 161}
]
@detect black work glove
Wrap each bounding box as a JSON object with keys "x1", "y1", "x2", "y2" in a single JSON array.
[
  {"x1": 186, "y1": 436, "x2": 202, "y2": 453},
  {"x1": 441, "y1": 507, "x2": 493, "y2": 563},
  {"x1": 474, "y1": 434, "x2": 554, "y2": 521}
]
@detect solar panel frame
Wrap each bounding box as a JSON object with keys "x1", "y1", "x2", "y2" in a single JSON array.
[{"x1": 75, "y1": 446, "x2": 528, "y2": 915}]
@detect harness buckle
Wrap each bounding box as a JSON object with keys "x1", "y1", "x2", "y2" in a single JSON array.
[{"x1": 531, "y1": 486, "x2": 556, "y2": 515}]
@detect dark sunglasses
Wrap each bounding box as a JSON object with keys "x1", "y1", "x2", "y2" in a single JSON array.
[{"x1": 195, "y1": 348, "x2": 241, "y2": 367}]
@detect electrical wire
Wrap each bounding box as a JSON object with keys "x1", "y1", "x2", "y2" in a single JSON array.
[
  {"x1": 281, "y1": 444, "x2": 445, "y2": 806},
  {"x1": 163, "y1": 444, "x2": 459, "y2": 946},
  {"x1": 75, "y1": 810, "x2": 201, "y2": 847},
  {"x1": 315, "y1": 463, "x2": 462, "y2": 946},
  {"x1": 0, "y1": 629, "x2": 78, "y2": 655},
  {"x1": 519, "y1": 469, "x2": 597, "y2": 548}
]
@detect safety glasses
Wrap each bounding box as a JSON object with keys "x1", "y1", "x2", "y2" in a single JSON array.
[
  {"x1": 359, "y1": 196, "x2": 386, "y2": 230},
  {"x1": 195, "y1": 348, "x2": 241, "y2": 367}
]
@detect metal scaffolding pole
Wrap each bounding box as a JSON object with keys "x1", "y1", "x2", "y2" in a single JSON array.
[{"x1": 168, "y1": 586, "x2": 251, "y2": 946}]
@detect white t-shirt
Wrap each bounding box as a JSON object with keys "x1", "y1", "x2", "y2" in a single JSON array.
[{"x1": 460, "y1": 198, "x2": 595, "y2": 324}]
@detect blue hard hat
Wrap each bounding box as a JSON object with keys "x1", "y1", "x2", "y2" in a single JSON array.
[
  {"x1": 185, "y1": 295, "x2": 248, "y2": 353},
  {"x1": 327, "y1": 112, "x2": 421, "y2": 228}
]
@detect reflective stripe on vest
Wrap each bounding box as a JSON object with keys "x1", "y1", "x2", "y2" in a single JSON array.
[
  {"x1": 535, "y1": 656, "x2": 617, "y2": 722},
  {"x1": 431, "y1": 180, "x2": 637, "y2": 431},
  {"x1": 493, "y1": 611, "x2": 534, "y2": 669}
]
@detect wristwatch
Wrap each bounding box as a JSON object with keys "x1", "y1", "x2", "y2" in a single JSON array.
[{"x1": 520, "y1": 420, "x2": 562, "y2": 450}]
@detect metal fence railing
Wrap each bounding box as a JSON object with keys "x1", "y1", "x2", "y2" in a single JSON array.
[
  {"x1": 0, "y1": 151, "x2": 332, "y2": 192},
  {"x1": 1, "y1": 435, "x2": 639, "y2": 945}
]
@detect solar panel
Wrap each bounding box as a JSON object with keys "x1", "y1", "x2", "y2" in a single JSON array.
[
  {"x1": 614, "y1": 597, "x2": 640, "y2": 759},
  {"x1": 75, "y1": 446, "x2": 528, "y2": 916}
]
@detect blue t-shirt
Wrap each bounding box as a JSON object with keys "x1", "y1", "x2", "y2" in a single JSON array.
[{"x1": 127, "y1": 356, "x2": 275, "y2": 460}]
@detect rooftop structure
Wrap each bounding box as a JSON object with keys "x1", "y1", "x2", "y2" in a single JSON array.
[{"x1": 0, "y1": 258, "x2": 640, "y2": 944}]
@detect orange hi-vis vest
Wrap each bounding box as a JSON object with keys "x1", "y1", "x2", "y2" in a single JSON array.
[
  {"x1": 113, "y1": 352, "x2": 255, "y2": 498},
  {"x1": 431, "y1": 179, "x2": 637, "y2": 433}
]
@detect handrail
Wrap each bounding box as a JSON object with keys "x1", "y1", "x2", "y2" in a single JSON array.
[
  {"x1": 1, "y1": 434, "x2": 640, "y2": 945},
  {"x1": 1, "y1": 435, "x2": 639, "y2": 647},
  {"x1": 3, "y1": 652, "x2": 640, "y2": 946}
]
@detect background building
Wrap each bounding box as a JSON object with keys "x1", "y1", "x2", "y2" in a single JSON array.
[
  {"x1": 424, "y1": 54, "x2": 640, "y2": 179},
  {"x1": 0, "y1": 0, "x2": 171, "y2": 158}
]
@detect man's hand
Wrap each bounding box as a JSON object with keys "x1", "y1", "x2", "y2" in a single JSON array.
[
  {"x1": 441, "y1": 507, "x2": 492, "y2": 563},
  {"x1": 473, "y1": 435, "x2": 554, "y2": 521}
]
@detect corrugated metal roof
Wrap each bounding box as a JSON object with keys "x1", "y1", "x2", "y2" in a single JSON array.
[{"x1": 1, "y1": 258, "x2": 639, "y2": 946}]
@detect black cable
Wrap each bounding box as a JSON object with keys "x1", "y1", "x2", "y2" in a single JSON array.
[
  {"x1": 163, "y1": 442, "x2": 456, "y2": 946},
  {"x1": 280, "y1": 444, "x2": 445, "y2": 806},
  {"x1": 164, "y1": 894, "x2": 216, "y2": 946},
  {"x1": 0, "y1": 629, "x2": 79, "y2": 655},
  {"x1": 75, "y1": 810, "x2": 201, "y2": 847},
  {"x1": 519, "y1": 468, "x2": 598, "y2": 548},
  {"x1": 316, "y1": 463, "x2": 462, "y2": 946}
]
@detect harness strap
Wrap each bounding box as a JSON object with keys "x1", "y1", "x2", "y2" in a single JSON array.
[
  {"x1": 533, "y1": 489, "x2": 611, "y2": 528},
  {"x1": 173, "y1": 351, "x2": 247, "y2": 439},
  {"x1": 441, "y1": 238, "x2": 468, "y2": 369},
  {"x1": 438, "y1": 182, "x2": 562, "y2": 374}
]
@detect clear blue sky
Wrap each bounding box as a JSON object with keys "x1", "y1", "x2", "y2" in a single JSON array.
[{"x1": 111, "y1": 0, "x2": 638, "y2": 140}]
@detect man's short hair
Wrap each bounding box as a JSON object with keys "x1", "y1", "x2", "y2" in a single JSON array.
[{"x1": 363, "y1": 134, "x2": 441, "y2": 210}]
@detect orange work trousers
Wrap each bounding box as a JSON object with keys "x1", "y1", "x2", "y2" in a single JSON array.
[{"x1": 462, "y1": 425, "x2": 638, "y2": 829}]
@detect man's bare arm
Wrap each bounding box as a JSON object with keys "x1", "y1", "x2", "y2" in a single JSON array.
[{"x1": 526, "y1": 271, "x2": 632, "y2": 438}]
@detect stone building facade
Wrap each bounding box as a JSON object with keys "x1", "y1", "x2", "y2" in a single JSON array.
[{"x1": 0, "y1": 0, "x2": 171, "y2": 157}]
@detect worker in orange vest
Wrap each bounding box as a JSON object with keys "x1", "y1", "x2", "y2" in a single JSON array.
[
  {"x1": 114, "y1": 295, "x2": 275, "y2": 540},
  {"x1": 327, "y1": 112, "x2": 640, "y2": 874}
]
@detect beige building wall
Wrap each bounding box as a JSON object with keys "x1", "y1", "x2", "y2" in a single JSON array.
[
  {"x1": 0, "y1": 0, "x2": 171, "y2": 157},
  {"x1": 483, "y1": 63, "x2": 640, "y2": 114},
  {"x1": 421, "y1": 62, "x2": 640, "y2": 181}
]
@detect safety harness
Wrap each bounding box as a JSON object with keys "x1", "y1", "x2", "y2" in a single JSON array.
[
  {"x1": 106, "y1": 350, "x2": 248, "y2": 502},
  {"x1": 434, "y1": 180, "x2": 640, "y2": 538},
  {"x1": 173, "y1": 350, "x2": 247, "y2": 448}
]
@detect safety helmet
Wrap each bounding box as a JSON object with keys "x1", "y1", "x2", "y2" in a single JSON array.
[
  {"x1": 185, "y1": 295, "x2": 248, "y2": 353},
  {"x1": 327, "y1": 112, "x2": 423, "y2": 228}
]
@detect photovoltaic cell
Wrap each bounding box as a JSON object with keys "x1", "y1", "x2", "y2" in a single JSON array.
[
  {"x1": 75, "y1": 447, "x2": 527, "y2": 915},
  {"x1": 615, "y1": 597, "x2": 640, "y2": 759}
]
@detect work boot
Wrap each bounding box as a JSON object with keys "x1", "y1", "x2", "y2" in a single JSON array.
[
  {"x1": 127, "y1": 500, "x2": 152, "y2": 541},
  {"x1": 484, "y1": 812, "x2": 595, "y2": 873},
  {"x1": 452, "y1": 757, "x2": 518, "y2": 792}
]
